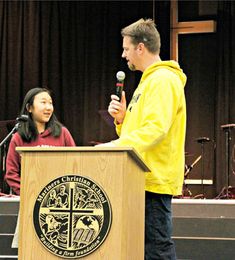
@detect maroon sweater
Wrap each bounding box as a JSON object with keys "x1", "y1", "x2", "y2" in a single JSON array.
[{"x1": 5, "y1": 127, "x2": 76, "y2": 195}]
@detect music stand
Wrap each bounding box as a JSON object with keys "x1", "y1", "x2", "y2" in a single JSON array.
[
  {"x1": 98, "y1": 110, "x2": 115, "y2": 128},
  {"x1": 221, "y1": 124, "x2": 235, "y2": 199},
  {"x1": 88, "y1": 110, "x2": 115, "y2": 146}
]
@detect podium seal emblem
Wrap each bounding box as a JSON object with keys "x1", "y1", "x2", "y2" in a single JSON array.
[{"x1": 33, "y1": 175, "x2": 112, "y2": 258}]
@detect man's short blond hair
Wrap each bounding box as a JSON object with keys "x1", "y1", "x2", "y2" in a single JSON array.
[{"x1": 121, "y1": 18, "x2": 161, "y2": 55}]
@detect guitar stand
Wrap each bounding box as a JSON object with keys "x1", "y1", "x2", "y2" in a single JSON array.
[{"x1": 178, "y1": 155, "x2": 202, "y2": 198}]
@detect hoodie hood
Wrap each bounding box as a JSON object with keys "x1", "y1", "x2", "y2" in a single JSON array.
[{"x1": 141, "y1": 60, "x2": 187, "y2": 87}]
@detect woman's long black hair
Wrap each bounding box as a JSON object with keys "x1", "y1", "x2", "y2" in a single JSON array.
[{"x1": 18, "y1": 88, "x2": 62, "y2": 142}]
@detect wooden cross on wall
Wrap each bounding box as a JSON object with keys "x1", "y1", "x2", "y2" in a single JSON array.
[{"x1": 170, "y1": 0, "x2": 217, "y2": 61}]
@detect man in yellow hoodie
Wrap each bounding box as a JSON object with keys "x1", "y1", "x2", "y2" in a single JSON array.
[{"x1": 101, "y1": 18, "x2": 187, "y2": 259}]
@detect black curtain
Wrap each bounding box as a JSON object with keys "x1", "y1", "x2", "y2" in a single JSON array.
[
  {"x1": 0, "y1": 1, "x2": 170, "y2": 146},
  {"x1": 175, "y1": 0, "x2": 235, "y2": 198},
  {"x1": 178, "y1": 0, "x2": 235, "y2": 198},
  {"x1": 179, "y1": 33, "x2": 217, "y2": 197},
  {"x1": 215, "y1": 1, "x2": 235, "y2": 194},
  {"x1": 0, "y1": 1, "x2": 171, "y2": 192},
  {"x1": 2, "y1": 1, "x2": 235, "y2": 198}
]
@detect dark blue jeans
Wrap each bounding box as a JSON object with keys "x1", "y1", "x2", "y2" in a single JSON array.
[{"x1": 145, "y1": 192, "x2": 176, "y2": 260}]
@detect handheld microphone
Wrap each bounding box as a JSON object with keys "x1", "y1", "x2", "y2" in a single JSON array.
[
  {"x1": 16, "y1": 114, "x2": 29, "y2": 122},
  {"x1": 116, "y1": 71, "x2": 125, "y2": 101}
]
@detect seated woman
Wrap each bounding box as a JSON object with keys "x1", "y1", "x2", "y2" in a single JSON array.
[{"x1": 5, "y1": 87, "x2": 76, "y2": 195}]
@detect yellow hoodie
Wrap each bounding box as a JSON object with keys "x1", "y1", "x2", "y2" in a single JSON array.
[{"x1": 112, "y1": 60, "x2": 187, "y2": 195}]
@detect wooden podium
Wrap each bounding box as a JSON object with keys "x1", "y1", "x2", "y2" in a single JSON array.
[{"x1": 17, "y1": 147, "x2": 149, "y2": 260}]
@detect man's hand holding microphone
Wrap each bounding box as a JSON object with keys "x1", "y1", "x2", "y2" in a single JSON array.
[
  {"x1": 95, "y1": 71, "x2": 126, "y2": 147},
  {"x1": 108, "y1": 71, "x2": 126, "y2": 124}
]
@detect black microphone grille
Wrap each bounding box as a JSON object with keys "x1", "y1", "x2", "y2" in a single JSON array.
[
  {"x1": 116, "y1": 71, "x2": 125, "y2": 81},
  {"x1": 16, "y1": 114, "x2": 29, "y2": 122}
]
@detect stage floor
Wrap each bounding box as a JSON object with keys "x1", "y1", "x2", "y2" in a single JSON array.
[
  {"x1": 1, "y1": 197, "x2": 235, "y2": 259},
  {"x1": 172, "y1": 198, "x2": 235, "y2": 260}
]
